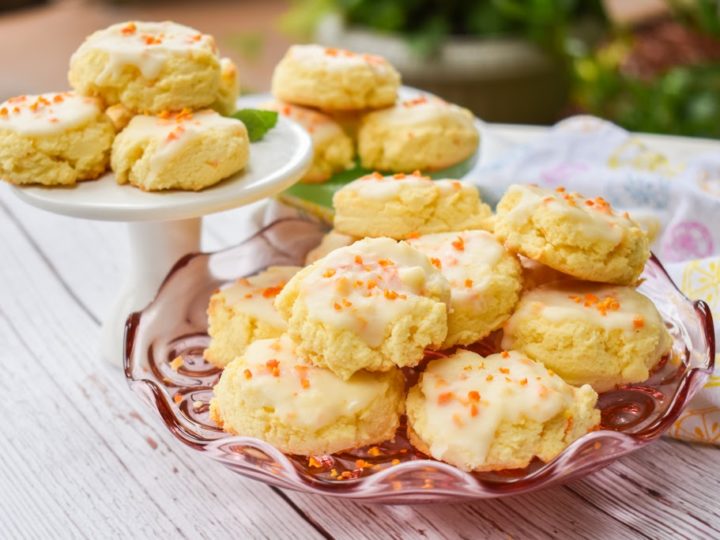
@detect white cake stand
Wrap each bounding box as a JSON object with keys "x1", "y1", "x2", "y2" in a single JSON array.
[{"x1": 11, "y1": 112, "x2": 312, "y2": 366}]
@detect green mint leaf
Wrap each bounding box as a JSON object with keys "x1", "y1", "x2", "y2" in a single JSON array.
[{"x1": 231, "y1": 108, "x2": 278, "y2": 142}]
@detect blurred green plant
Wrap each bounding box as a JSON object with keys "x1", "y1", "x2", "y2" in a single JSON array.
[{"x1": 283, "y1": 0, "x2": 604, "y2": 57}]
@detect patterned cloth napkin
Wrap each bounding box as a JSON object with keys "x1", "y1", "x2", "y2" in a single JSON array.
[{"x1": 471, "y1": 115, "x2": 719, "y2": 445}]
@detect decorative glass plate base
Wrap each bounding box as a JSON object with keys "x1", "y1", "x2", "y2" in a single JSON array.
[{"x1": 124, "y1": 218, "x2": 715, "y2": 503}]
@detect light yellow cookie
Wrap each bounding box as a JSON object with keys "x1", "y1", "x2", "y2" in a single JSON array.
[
  {"x1": 271, "y1": 44, "x2": 400, "y2": 111},
  {"x1": 69, "y1": 21, "x2": 222, "y2": 113},
  {"x1": 357, "y1": 95, "x2": 479, "y2": 172},
  {"x1": 210, "y1": 335, "x2": 405, "y2": 455},
  {"x1": 408, "y1": 230, "x2": 523, "y2": 347},
  {"x1": 111, "y1": 109, "x2": 248, "y2": 191},
  {"x1": 210, "y1": 57, "x2": 240, "y2": 116},
  {"x1": 333, "y1": 172, "x2": 492, "y2": 239},
  {"x1": 494, "y1": 184, "x2": 650, "y2": 285},
  {"x1": 263, "y1": 101, "x2": 354, "y2": 183},
  {"x1": 305, "y1": 230, "x2": 355, "y2": 265},
  {"x1": 406, "y1": 349, "x2": 600, "y2": 472},
  {"x1": 204, "y1": 266, "x2": 301, "y2": 369},
  {"x1": 0, "y1": 92, "x2": 114, "y2": 186},
  {"x1": 275, "y1": 237, "x2": 450, "y2": 380},
  {"x1": 502, "y1": 281, "x2": 672, "y2": 392}
]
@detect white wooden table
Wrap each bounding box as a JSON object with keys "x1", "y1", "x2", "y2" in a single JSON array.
[{"x1": 1, "y1": 126, "x2": 719, "y2": 539}]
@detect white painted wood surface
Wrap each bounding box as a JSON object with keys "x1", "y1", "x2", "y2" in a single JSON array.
[{"x1": 1, "y1": 127, "x2": 719, "y2": 540}]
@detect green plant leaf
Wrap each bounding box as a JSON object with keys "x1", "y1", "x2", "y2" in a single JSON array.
[{"x1": 231, "y1": 109, "x2": 279, "y2": 142}]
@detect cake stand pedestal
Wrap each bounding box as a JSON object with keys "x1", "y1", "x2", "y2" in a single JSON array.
[{"x1": 11, "y1": 113, "x2": 312, "y2": 366}]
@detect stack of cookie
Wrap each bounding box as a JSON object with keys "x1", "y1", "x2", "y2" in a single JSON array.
[
  {"x1": 0, "y1": 21, "x2": 249, "y2": 191},
  {"x1": 263, "y1": 44, "x2": 479, "y2": 183},
  {"x1": 209, "y1": 176, "x2": 670, "y2": 473}
]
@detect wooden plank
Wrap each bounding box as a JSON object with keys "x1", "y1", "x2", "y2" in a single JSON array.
[{"x1": 0, "y1": 195, "x2": 322, "y2": 540}]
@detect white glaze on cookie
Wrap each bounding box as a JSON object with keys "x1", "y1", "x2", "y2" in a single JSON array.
[
  {"x1": 239, "y1": 335, "x2": 393, "y2": 428},
  {"x1": 221, "y1": 266, "x2": 300, "y2": 328},
  {"x1": 71, "y1": 21, "x2": 218, "y2": 82},
  {"x1": 299, "y1": 237, "x2": 449, "y2": 347},
  {"x1": 0, "y1": 93, "x2": 102, "y2": 136},
  {"x1": 417, "y1": 350, "x2": 575, "y2": 465}
]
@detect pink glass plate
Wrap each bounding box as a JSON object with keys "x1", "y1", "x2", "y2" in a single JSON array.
[{"x1": 124, "y1": 217, "x2": 715, "y2": 503}]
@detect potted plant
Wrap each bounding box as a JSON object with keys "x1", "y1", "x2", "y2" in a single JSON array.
[{"x1": 283, "y1": 0, "x2": 605, "y2": 123}]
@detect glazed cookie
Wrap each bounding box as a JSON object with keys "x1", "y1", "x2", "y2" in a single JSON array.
[
  {"x1": 0, "y1": 92, "x2": 114, "y2": 186},
  {"x1": 408, "y1": 230, "x2": 523, "y2": 347},
  {"x1": 357, "y1": 95, "x2": 479, "y2": 172},
  {"x1": 271, "y1": 44, "x2": 400, "y2": 111},
  {"x1": 210, "y1": 335, "x2": 405, "y2": 455},
  {"x1": 204, "y1": 266, "x2": 301, "y2": 369},
  {"x1": 211, "y1": 57, "x2": 240, "y2": 116},
  {"x1": 69, "y1": 21, "x2": 222, "y2": 113},
  {"x1": 111, "y1": 109, "x2": 249, "y2": 191},
  {"x1": 275, "y1": 237, "x2": 450, "y2": 380},
  {"x1": 264, "y1": 101, "x2": 354, "y2": 183},
  {"x1": 502, "y1": 281, "x2": 672, "y2": 392},
  {"x1": 333, "y1": 173, "x2": 492, "y2": 239},
  {"x1": 406, "y1": 349, "x2": 600, "y2": 472},
  {"x1": 305, "y1": 230, "x2": 355, "y2": 265},
  {"x1": 494, "y1": 184, "x2": 650, "y2": 285}
]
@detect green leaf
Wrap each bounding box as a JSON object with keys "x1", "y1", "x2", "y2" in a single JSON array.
[{"x1": 231, "y1": 109, "x2": 279, "y2": 142}]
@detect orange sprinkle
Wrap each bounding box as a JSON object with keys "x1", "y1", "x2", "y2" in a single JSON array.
[
  {"x1": 519, "y1": 378, "x2": 528, "y2": 386},
  {"x1": 633, "y1": 316, "x2": 645, "y2": 329},
  {"x1": 121, "y1": 22, "x2": 137, "y2": 35},
  {"x1": 569, "y1": 295, "x2": 582, "y2": 303},
  {"x1": 583, "y1": 293, "x2": 599, "y2": 307},
  {"x1": 391, "y1": 459, "x2": 401, "y2": 466},
  {"x1": 486, "y1": 374, "x2": 494, "y2": 382},
  {"x1": 143, "y1": 34, "x2": 162, "y2": 45},
  {"x1": 378, "y1": 258, "x2": 393, "y2": 267},
  {"x1": 499, "y1": 367, "x2": 510, "y2": 374},
  {"x1": 451, "y1": 237, "x2": 465, "y2": 251},
  {"x1": 0, "y1": 107, "x2": 8, "y2": 117},
  {"x1": 412, "y1": 170, "x2": 422, "y2": 177},
  {"x1": 354, "y1": 255, "x2": 363, "y2": 265},
  {"x1": 243, "y1": 369, "x2": 252, "y2": 380},
  {"x1": 371, "y1": 171, "x2": 383, "y2": 180},
  {"x1": 325, "y1": 47, "x2": 339, "y2": 56},
  {"x1": 53, "y1": 95, "x2": 64, "y2": 103},
  {"x1": 261, "y1": 286, "x2": 283, "y2": 298},
  {"x1": 333, "y1": 302, "x2": 342, "y2": 311},
  {"x1": 266, "y1": 359, "x2": 280, "y2": 377},
  {"x1": 464, "y1": 279, "x2": 473, "y2": 288},
  {"x1": 367, "y1": 280, "x2": 377, "y2": 289},
  {"x1": 355, "y1": 459, "x2": 371, "y2": 469},
  {"x1": 405, "y1": 231, "x2": 420, "y2": 239},
  {"x1": 555, "y1": 186, "x2": 566, "y2": 193},
  {"x1": 468, "y1": 390, "x2": 480, "y2": 402},
  {"x1": 393, "y1": 173, "x2": 406, "y2": 180},
  {"x1": 384, "y1": 290, "x2": 399, "y2": 300},
  {"x1": 368, "y1": 446, "x2": 382, "y2": 457},
  {"x1": 437, "y1": 392, "x2": 454, "y2": 405},
  {"x1": 12, "y1": 107, "x2": 20, "y2": 114},
  {"x1": 308, "y1": 456, "x2": 323, "y2": 468},
  {"x1": 158, "y1": 110, "x2": 171, "y2": 119},
  {"x1": 342, "y1": 298, "x2": 352, "y2": 307},
  {"x1": 322, "y1": 268, "x2": 336, "y2": 278},
  {"x1": 470, "y1": 404, "x2": 479, "y2": 417},
  {"x1": 501, "y1": 351, "x2": 510, "y2": 359},
  {"x1": 173, "y1": 393, "x2": 183, "y2": 404},
  {"x1": 244, "y1": 293, "x2": 253, "y2": 299},
  {"x1": 191, "y1": 33, "x2": 203, "y2": 42}
]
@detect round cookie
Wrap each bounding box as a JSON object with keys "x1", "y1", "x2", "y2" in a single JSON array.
[
  {"x1": 275, "y1": 237, "x2": 450, "y2": 380},
  {"x1": 271, "y1": 44, "x2": 400, "y2": 111},
  {"x1": 263, "y1": 101, "x2": 354, "y2": 183},
  {"x1": 111, "y1": 109, "x2": 249, "y2": 191},
  {"x1": 408, "y1": 230, "x2": 523, "y2": 347},
  {"x1": 406, "y1": 349, "x2": 600, "y2": 472},
  {"x1": 211, "y1": 57, "x2": 240, "y2": 116},
  {"x1": 333, "y1": 172, "x2": 493, "y2": 239},
  {"x1": 0, "y1": 92, "x2": 114, "y2": 186},
  {"x1": 210, "y1": 335, "x2": 405, "y2": 455},
  {"x1": 502, "y1": 281, "x2": 672, "y2": 392},
  {"x1": 357, "y1": 95, "x2": 479, "y2": 172},
  {"x1": 69, "y1": 21, "x2": 222, "y2": 113},
  {"x1": 204, "y1": 266, "x2": 301, "y2": 369},
  {"x1": 305, "y1": 230, "x2": 355, "y2": 265},
  {"x1": 494, "y1": 184, "x2": 650, "y2": 285}
]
